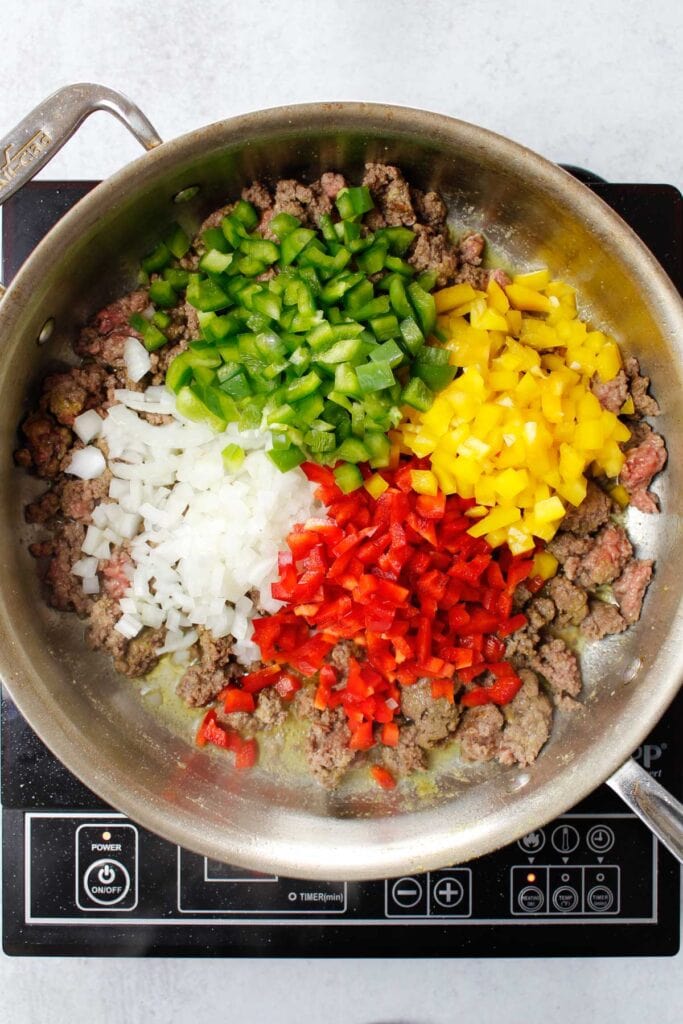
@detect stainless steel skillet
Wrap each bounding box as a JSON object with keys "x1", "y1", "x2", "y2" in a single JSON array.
[{"x1": 0, "y1": 84, "x2": 681, "y2": 879}]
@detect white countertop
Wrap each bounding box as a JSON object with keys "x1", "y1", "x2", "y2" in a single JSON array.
[{"x1": 1, "y1": 1, "x2": 681, "y2": 1020}]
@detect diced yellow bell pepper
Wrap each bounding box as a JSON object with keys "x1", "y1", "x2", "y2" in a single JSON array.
[
  {"x1": 595, "y1": 340, "x2": 623, "y2": 382},
  {"x1": 609, "y1": 484, "x2": 630, "y2": 508},
  {"x1": 532, "y1": 550, "x2": 559, "y2": 580},
  {"x1": 487, "y1": 278, "x2": 510, "y2": 313},
  {"x1": 494, "y1": 468, "x2": 529, "y2": 499},
  {"x1": 534, "y1": 495, "x2": 565, "y2": 523},
  {"x1": 467, "y1": 505, "x2": 521, "y2": 538},
  {"x1": 434, "y1": 283, "x2": 478, "y2": 313},
  {"x1": 506, "y1": 283, "x2": 552, "y2": 313},
  {"x1": 513, "y1": 268, "x2": 551, "y2": 291},
  {"x1": 620, "y1": 396, "x2": 635, "y2": 415},
  {"x1": 410, "y1": 470, "x2": 438, "y2": 496},
  {"x1": 364, "y1": 473, "x2": 389, "y2": 499}
]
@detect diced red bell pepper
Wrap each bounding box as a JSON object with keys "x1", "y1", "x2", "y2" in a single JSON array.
[
  {"x1": 240, "y1": 665, "x2": 281, "y2": 693},
  {"x1": 381, "y1": 722, "x2": 399, "y2": 747},
  {"x1": 221, "y1": 688, "x2": 256, "y2": 714},
  {"x1": 274, "y1": 672, "x2": 301, "y2": 701},
  {"x1": 235, "y1": 737, "x2": 259, "y2": 770},
  {"x1": 349, "y1": 720, "x2": 374, "y2": 751},
  {"x1": 370, "y1": 765, "x2": 397, "y2": 789},
  {"x1": 288, "y1": 635, "x2": 335, "y2": 675},
  {"x1": 431, "y1": 679, "x2": 455, "y2": 703}
]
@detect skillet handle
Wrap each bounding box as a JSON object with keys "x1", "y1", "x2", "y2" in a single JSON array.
[
  {"x1": 607, "y1": 758, "x2": 683, "y2": 863},
  {"x1": 0, "y1": 83, "x2": 162, "y2": 208}
]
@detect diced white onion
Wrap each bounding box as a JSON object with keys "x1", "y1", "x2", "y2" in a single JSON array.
[
  {"x1": 82, "y1": 576, "x2": 100, "y2": 595},
  {"x1": 114, "y1": 614, "x2": 143, "y2": 639},
  {"x1": 124, "y1": 336, "x2": 152, "y2": 383},
  {"x1": 66, "y1": 446, "x2": 106, "y2": 480},
  {"x1": 73, "y1": 410, "x2": 103, "y2": 444},
  {"x1": 72, "y1": 556, "x2": 99, "y2": 578}
]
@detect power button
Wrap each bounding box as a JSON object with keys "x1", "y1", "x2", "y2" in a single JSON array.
[{"x1": 76, "y1": 823, "x2": 138, "y2": 911}]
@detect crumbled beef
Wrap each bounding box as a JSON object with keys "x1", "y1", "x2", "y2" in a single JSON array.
[
  {"x1": 457, "y1": 704, "x2": 504, "y2": 762},
  {"x1": 86, "y1": 595, "x2": 127, "y2": 658},
  {"x1": 411, "y1": 189, "x2": 448, "y2": 228},
  {"x1": 547, "y1": 531, "x2": 594, "y2": 579},
  {"x1": 525, "y1": 596, "x2": 557, "y2": 632},
  {"x1": 544, "y1": 575, "x2": 588, "y2": 627},
  {"x1": 362, "y1": 163, "x2": 416, "y2": 226},
  {"x1": 624, "y1": 356, "x2": 660, "y2": 417},
  {"x1": 15, "y1": 412, "x2": 73, "y2": 479},
  {"x1": 42, "y1": 521, "x2": 93, "y2": 614},
  {"x1": 591, "y1": 369, "x2": 629, "y2": 413},
  {"x1": 114, "y1": 628, "x2": 163, "y2": 678},
  {"x1": 198, "y1": 203, "x2": 234, "y2": 234},
  {"x1": 531, "y1": 638, "x2": 581, "y2": 708},
  {"x1": 177, "y1": 666, "x2": 231, "y2": 708},
  {"x1": 60, "y1": 472, "x2": 112, "y2": 523},
  {"x1": 572, "y1": 525, "x2": 633, "y2": 589},
  {"x1": 408, "y1": 224, "x2": 459, "y2": 286},
  {"x1": 25, "y1": 487, "x2": 62, "y2": 524},
  {"x1": 560, "y1": 480, "x2": 612, "y2": 535},
  {"x1": 380, "y1": 723, "x2": 427, "y2": 776},
  {"x1": 581, "y1": 601, "x2": 627, "y2": 641},
  {"x1": 99, "y1": 547, "x2": 133, "y2": 599},
  {"x1": 254, "y1": 688, "x2": 288, "y2": 729},
  {"x1": 619, "y1": 426, "x2": 667, "y2": 512},
  {"x1": 498, "y1": 670, "x2": 553, "y2": 765},
  {"x1": 506, "y1": 626, "x2": 539, "y2": 663},
  {"x1": 400, "y1": 679, "x2": 461, "y2": 748},
  {"x1": 512, "y1": 583, "x2": 533, "y2": 611},
  {"x1": 453, "y1": 261, "x2": 511, "y2": 290},
  {"x1": 176, "y1": 629, "x2": 244, "y2": 707},
  {"x1": 458, "y1": 232, "x2": 485, "y2": 265},
  {"x1": 297, "y1": 688, "x2": 357, "y2": 788},
  {"x1": 74, "y1": 289, "x2": 149, "y2": 369},
  {"x1": 328, "y1": 640, "x2": 365, "y2": 679},
  {"x1": 41, "y1": 364, "x2": 109, "y2": 426},
  {"x1": 241, "y1": 181, "x2": 272, "y2": 213},
  {"x1": 613, "y1": 559, "x2": 654, "y2": 625}
]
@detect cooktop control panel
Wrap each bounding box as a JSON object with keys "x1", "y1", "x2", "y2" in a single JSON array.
[{"x1": 17, "y1": 810, "x2": 656, "y2": 925}]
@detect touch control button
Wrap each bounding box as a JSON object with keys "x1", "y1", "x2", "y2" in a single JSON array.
[
  {"x1": 552, "y1": 885, "x2": 579, "y2": 913},
  {"x1": 391, "y1": 877, "x2": 423, "y2": 909},
  {"x1": 518, "y1": 885, "x2": 545, "y2": 913},
  {"x1": 82, "y1": 858, "x2": 130, "y2": 906},
  {"x1": 587, "y1": 885, "x2": 614, "y2": 912},
  {"x1": 433, "y1": 877, "x2": 464, "y2": 909}
]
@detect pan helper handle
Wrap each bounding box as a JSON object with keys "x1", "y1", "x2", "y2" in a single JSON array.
[
  {"x1": 608, "y1": 757, "x2": 683, "y2": 864},
  {"x1": 0, "y1": 83, "x2": 162, "y2": 208}
]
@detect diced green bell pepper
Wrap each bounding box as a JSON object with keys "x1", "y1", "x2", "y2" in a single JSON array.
[
  {"x1": 333, "y1": 462, "x2": 364, "y2": 492},
  {"x1": 355, "y1": 360, "x2": 395, "y2": 394},
  {"x1": 401, "y1": 375, "x2": 434, "y2": 412},
  {"x1": 407, "y1": 282, "x2": 437, "y2": 336}
]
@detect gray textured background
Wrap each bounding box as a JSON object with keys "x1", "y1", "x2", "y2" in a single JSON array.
[{"x1": 1, "y1": 1, "x2": 681, "y2": 1021}]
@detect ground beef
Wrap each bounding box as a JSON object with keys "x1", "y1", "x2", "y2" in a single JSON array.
[
  {"x1": 241, "y1": 182, "x2": 272, "y2": 213},
  {"x1": 624, "y1": 356, "x2": 660, "y2": 417},
  {"x1": 560, "y1": 480, "x2": 612, "y2": 535},
  {"x1": 498, "y1": 671, "x2": 553, "y2": 766},
  {"x1": 99, "y1": 547, "x2": 133, "y2": 599},
  {"x1": 591, "y1": 369, "x2": 629, "y2": 413},
  {"x1": 380, "y1": 723, "x2": 427, "y2": 776},
  {"x1": 506, "y1": 626, "x2": 539, "y2": 664},
  {"x1": 177, "y1": 666, "x2": 229, "y2": 708},
  {"x1": 25, "y1": 487, "x2": 62, "y2": 524},
  {"x1": 613, "y1": 559, "x2": 654, "y2": 624},
  {"x1": 328, "y1": 640, "x2": 365, "y2": 679},
  {"x1": 408, "y1": 224, "x2": 459, "y2": 286},
  {"x1": 86, "y1": 595, "x2": 127, "y2": 658},
  {"x1": 457, "y1": 704, "x2": 504, "y2": 762},
  {"x1": 547, "y1": 531, "x2": 594, "y2": 579},
  {"x1": 531, "y1": 638, "x2": 581, "y2": 708},
  {"x1": 41, "y1": 521, "x2": 92, "y2": 614},
  {"x1": 60, "y1": 472, "x2": 112, "y2": 523},
  {"x1": 41, "y1": 364, "x2": 109, "y2": 426},
  {"x1": 297, "y1": 689, "x2": 357, "y2": 789},
  {"x1": 458, "y1": 232, "x2": 485, "y2": 265},
  {"x1": 74, "y1": 289, "x2": 149, "y2": 370},
  {"x1": 581, "y1": 601, "x2": 627, "y2": 641},
  {"x1": 572, "y1": 525, "x2": 633, "y2": 589},
  {"x1": 525, "y1": 596, "x2": 557, "y2": 632},
  {"x1": 619, "y1": 427, "x2": 667, "y2": 512},
  {"x1": 114, "y1": 628, "x2": 163, "y2": 678},
  {"x1": 400, "y1": 679, "x2": 461, "y2": 748},
  {"x1": 14, "y1": 412, "x2": 73, "y2": 479},
  {"x1": 544, "y1": 575, "x2": 588, "y2": 627},
  {"x1": 411, "y1": 189, "x2": 448, "y2": 228},
  {"x1": 253, "y1": 689, "x2": 288, "y2": 729},
  {"x1": 362, "y1": 163, "x2": 416, "y2": 226}
]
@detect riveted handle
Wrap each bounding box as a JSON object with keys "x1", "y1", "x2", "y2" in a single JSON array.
[
  {"x1": 608, "y1": 757, "x2": 683, "y2": 863},
  {"x1": 0, "y1": 82, "x2": 162, "y2": 208}
]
